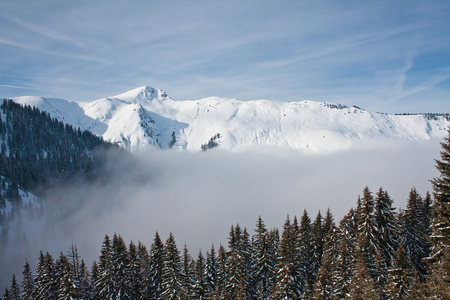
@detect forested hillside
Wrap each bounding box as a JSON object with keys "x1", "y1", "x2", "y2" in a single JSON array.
[
  {"x1": 0, "y1": 99, "x2": 119, "y2": 283},
  {"x1": 0, "y1": 99, "x2": 115, "y2": 193}
]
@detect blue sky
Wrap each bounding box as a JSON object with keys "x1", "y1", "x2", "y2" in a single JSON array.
[{"x1": 0, "y1": 0, "x2": 449, "y2": 113}]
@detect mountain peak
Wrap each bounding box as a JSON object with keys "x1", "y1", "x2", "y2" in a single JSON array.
[{"x1": 112, "y1": 86, "x2": 171, "y2": 103}]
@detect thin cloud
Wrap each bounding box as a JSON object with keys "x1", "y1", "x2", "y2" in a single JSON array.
[
  {"x1": 0, "y1": 84, "x2": 31, "y2": 90},
  {"x1": 3, "y1": 15, "x2": 86, "y2": 49},
  {"x1": 0, "y1": 37, "x2": 109, "y2": 64},
  {"x1": 0, "y1": 1, "x2": 449, "y2": 112}
]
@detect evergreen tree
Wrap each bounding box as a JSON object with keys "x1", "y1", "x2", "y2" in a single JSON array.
[
  {"x1": 54, "y1": 252, "x2": 75, "y2": 300},
  {"x1": 216, "y1": 245, "x2": 228, "y2": 299},
  {"x1": 356, "y1": 187, "x2": 378, "y2": 280},
  {"x1": 33, "y1": 251, "x2": 57, "y2": 300},
  {"x1": 311, "y1": 211, "x2": 325, "y2": 284},
  {"x1": 225, "y1": 224, "x2": 252, "y2": 298},
  {"x1": 322, "y1": 208, "x2": 334, "y2": 236},
  {"x1": 67, "y1": 245, "x2": 83, "y2": 298},
  {"x1": 313, "y1": 223, "x2": 338, "y2": 300},
  {"x1": 161, "y1": 232, "x2": 184, "y2": 299},
  {"x1": 251, "y1": 216, "x2": 276, "y2": 299},
  {"x1": 94, "y1": 235, "x2": 113, "y2": 299},
  {"x1": 181, "y1": 244, "x2": 194, "y2": 298},
  {"x1": 374, "y1": 188, "x2": 398, "y2": 269},
  {"x1": 127, "y1": 241, "x2": 141, "y2": 300},
  {"x1": 204, "y1": 245, "x2": 217, "y2": 298},
  {"x1": 90, "y1": 261, "x2": 99, "y2": 299},
  {"x1": 298, "y1": 210, "x2": 314, "y2": 296},
  {"x1": 149, "y1": 232, "x2": 165, "y2": 299},
  {"x1": 420, "y1": 191, "x2": 433, "y2": 237},
  {"x1": 373, "y1": 187, "x2": 399, "y2": 294},
  {"x1": 273, "y1": 215, "x2": 299, "y2": 299},
  {"x1": 137, "y1": 241, "x2": 151, "y2": 299},
  {"x1": 334, "y1": 208, "x2": 358, "y2": 298},
  {"x1": 9, "y1": 274, "x2": 20, "y2": 300},
  {"x1": 192, "y1": 251, "x2": 206, "y2": 299},
  {"x1": 225, "y1": 247, "x2": 241, "y2": 299},
  {"x1": 110, "y1": 233, "x2": 130, "y2": 299},
  {"x1": 399, "y1": 188, "x2": 429, "y2": 275},
  {"x1": 3, "y1": 288, "x2": 10, "y2": 300},
  {"x1": 237, "y1": 227, "x2": 253, "y2": 298},
  {"x1": 78, "y1": 259, "x2": 91, "y2": 300},
  {"x1": 21, "y1": 259, "x2": 34, "y2": 300}
]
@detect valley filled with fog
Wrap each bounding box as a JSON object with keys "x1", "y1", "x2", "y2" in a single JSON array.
[{"x1": 0, "y1": 138, "x2": 442, "y2": 287}]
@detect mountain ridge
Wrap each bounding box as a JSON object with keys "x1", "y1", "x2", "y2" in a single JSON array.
[{"x1": 11, "y1": 85, "x2": 450, "y2": 153}]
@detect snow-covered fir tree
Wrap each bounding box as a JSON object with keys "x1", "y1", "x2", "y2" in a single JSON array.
[
  {"x1": 273, "y1": 216, "x2": 300, "y2": 299},
  {"x1": 356, "y1": 187, "x2": 379, "y2": 281},
  {"x1": 8, "y1": 274, "x2": 20, "y2": 300},
  {"x1": 33, "y1": 251, "x2": 57, "y2": 300},
  {"x1": 204, "y1": 244, "x2": 217, "y2": 298},
  {"x1": 251, "y1": 216, "x2": 276, "y2": 299},
  {"x1": 333, "y1": 208, "x2": 358, "y2": 298},
  {"x1": 21, "y1": 259, "x2": 34, "y2": 300},
  {"x1": 126, "y1": 241, "x2": 141, "y2": 299},
  {"x1": 149, "y1": 232, "x2": 165, "y2": 299},
  {"x1": 298, "y1": 210, "x2": 314, "y2": 297},
  {"x1": 191, "y1": 250, "x2": 207, "y2": 299},
  {"x1": 161, "y1": 232, "x2": 184, "y2": 299},
  {"x1": 94, "y1": 235, "x2": 113, "y2": 299},
  {"x1": 215, "y1": 245, "x2": 228, "y2": 299},
  {"x1": 181, "y1": 244, "x2": 194, "y2": 298},
  {"x1": 399, "y1": 188, "x2": 430, "y2": 276}
]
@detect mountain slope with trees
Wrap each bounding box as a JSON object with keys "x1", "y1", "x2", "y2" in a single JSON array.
[
  {"x1": 0, "y1": 99, "x2": 116, "y2": 193},
  {"x1": 0, "y1": 99, "x2": 119, "y2": 290}
]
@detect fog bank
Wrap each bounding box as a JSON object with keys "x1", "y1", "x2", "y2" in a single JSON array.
[{"x1": 0, "y1": 139, "x2": 442, "y2": 288}]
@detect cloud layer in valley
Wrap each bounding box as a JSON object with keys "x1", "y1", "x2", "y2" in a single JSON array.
[{"x1": 0, "y1": 138, "x2": 443, "y2": 288}]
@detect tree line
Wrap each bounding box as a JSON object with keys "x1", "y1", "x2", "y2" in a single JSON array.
[{"x1": 2, "y1": 174, "x2": 449, "y2": 299}]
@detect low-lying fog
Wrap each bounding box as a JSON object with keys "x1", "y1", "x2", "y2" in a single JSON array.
[{"x1": 0, "y1": 138, "x2": 442, "y2": 288}]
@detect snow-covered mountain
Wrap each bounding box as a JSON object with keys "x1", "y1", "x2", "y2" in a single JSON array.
[{"x1": 12, "y1": 86, "x2": 450, "y2": 153}]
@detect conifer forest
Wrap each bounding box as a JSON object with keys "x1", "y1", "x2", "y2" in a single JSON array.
[{"x1": 1, "y1": 101, "x2": 449, "y2": 299}]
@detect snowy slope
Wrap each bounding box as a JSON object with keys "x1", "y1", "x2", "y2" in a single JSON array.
[{"x1": 12, "y1": 86, "x2": 450, "y2": 153}]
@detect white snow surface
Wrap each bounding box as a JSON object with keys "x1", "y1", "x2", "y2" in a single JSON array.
[{"x1": 13, "y1": 86, "x2": 450, "y2": 153}]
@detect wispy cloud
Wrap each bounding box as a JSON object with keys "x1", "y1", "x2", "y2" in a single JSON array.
[
  {"x1": 3, "y1": 15, "x2": 86, "y2": 49},
  {"x1": 0, "y1": 0, "x2": 449, "y2": 112},
  {"x1": 0, "y1": 37, "x2": 110, "y2": 64}
]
